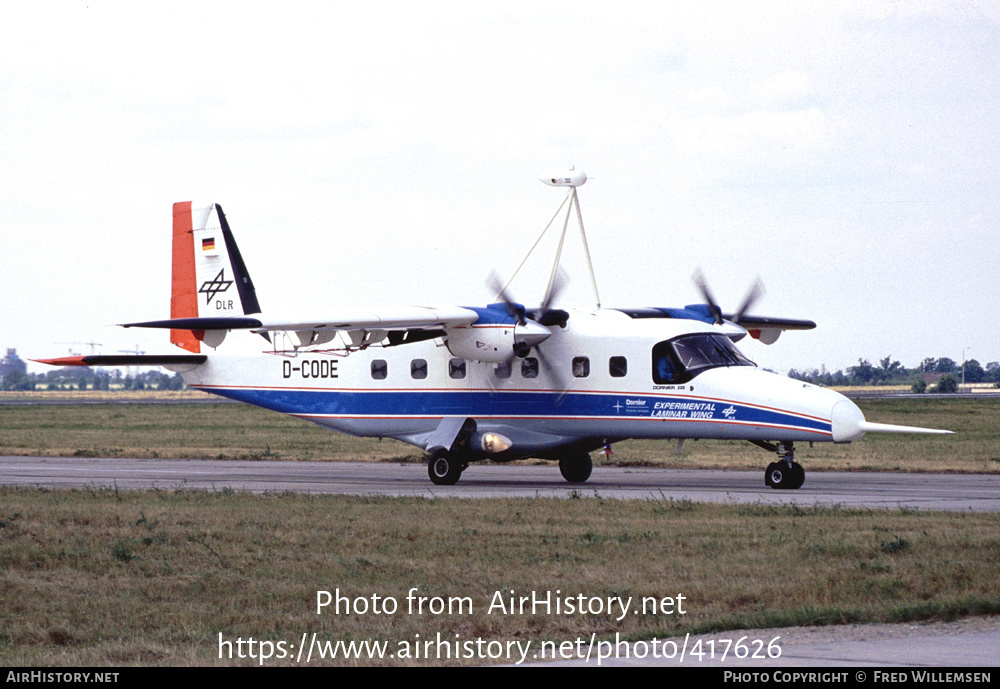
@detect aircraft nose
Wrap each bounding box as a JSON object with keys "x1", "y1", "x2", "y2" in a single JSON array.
[{"x1": 831, "y1": 397, "x2": 866, "y2": 443}]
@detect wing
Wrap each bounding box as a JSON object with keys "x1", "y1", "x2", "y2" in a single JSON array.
[
  {"x1": 725, "y1": 314, "x2": 816, "y2": 345},
  {"x1": 613, "y1": 306, "x2": 815, "y2": 345},
  {"x1": 123, "y1": 305, "x2": 486, "y2": 350},
  {"x1": 34, "y1": 306, "x2": 482, "y2": 369}
]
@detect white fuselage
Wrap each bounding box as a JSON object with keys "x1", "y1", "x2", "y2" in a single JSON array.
[{"x1": 180, "y1": 308, "x2": 861, "y2": 459}]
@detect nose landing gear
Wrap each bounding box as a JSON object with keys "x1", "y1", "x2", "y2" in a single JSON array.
[{"x1": 760, "y1": 440, "x2": 805, "y2": 490}]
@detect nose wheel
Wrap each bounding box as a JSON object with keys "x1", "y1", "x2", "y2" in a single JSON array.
[
  {"x1": 765, "y1": 461, "x2": 804, "y2": 489},
  {"x1": 762, "y1": 440, "x2": 805, "y2": 489}
]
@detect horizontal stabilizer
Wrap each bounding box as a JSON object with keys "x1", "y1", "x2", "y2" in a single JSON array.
[
  {"x1": 858, "y1": 421, "x2": 954, "y2": 435},
  {"x1": 124, "y1": 317, "x2": 264, "y2": 330},
  {"x1": 33, "y1": 355, "x2": 208, "y2": 367}
]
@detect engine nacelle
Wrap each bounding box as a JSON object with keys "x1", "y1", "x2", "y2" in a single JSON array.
[{"x1": 445, "y1": 326, "x2": 515, "y2": 364}]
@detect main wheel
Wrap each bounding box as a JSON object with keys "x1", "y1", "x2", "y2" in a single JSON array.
[
  {"x1": 559, "y1": 453, "x2": 593, "y2": 483},
  {"x1": 428, "y1": 450, "x2": 463, "y2": 485}
]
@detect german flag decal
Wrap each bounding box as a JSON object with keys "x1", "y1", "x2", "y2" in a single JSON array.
[{"x1": 202, "y1": 237, "x2": 216, "y2": 252}]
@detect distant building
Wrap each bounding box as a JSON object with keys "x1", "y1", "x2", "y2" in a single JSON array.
[{"x1": 0, "y1": 348, "x2": 27, "y2": 381}]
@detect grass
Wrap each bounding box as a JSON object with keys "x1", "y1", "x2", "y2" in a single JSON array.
[
  {"x1": 0, "y1": 397, "x2": 996, "y2": 473},
  {"x1": 1, "y1": 397, "x2": 998, "y2": 666},
  {"x1": 0, "y1": 389, "x2": 213, "y2": 402},
  {"x1": 0, "y1": 400, "x2": 416, "y2": 463},
  {"x1": 0, "y1": 486, "x2": 998, "y2": 666}
]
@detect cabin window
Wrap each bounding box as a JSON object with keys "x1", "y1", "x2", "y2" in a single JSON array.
[
  {"x1": 371, "y1": 359, "x2": 388, "y2": 380},
  {"x1": 572, "y1": 356, "x2": 590, "y2": 378},
  {"x1": 521, "y1": 357, "x2": 539, "y2": 379},
  {"x1": 494, "y1": 359, "x2": 512, "y2": 379},
  {"x1": 609, "y1": 356, "x2": 628, "y2": 378},
  {"x1": 410, "y1": 359, "x2": 428, "y2": 380},
  {"x1": 652, "y1": 334, "x2": 754, "y2": 384},
  {"x1": 449, "y1": 358, "x2": 466, "y2": 379}
]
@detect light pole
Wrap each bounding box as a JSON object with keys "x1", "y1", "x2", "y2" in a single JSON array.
[{"x1": 962, "y1": 348, "x2": 967, "y2": 388}]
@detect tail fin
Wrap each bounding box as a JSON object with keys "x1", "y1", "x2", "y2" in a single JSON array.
[{"x1": 170, "y1": 202, "x2": 262, "y2": 352}]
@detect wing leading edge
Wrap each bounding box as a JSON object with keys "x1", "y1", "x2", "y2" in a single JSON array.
[{"x1": 125, "y1": 305, "x2": 480, "y2": 333}]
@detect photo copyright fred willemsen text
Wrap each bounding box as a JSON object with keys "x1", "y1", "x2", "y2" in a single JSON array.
[{"x1": 218, "y1": 587, "x2": 773, "y2": 665}]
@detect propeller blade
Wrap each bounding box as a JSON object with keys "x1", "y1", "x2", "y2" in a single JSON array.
[
  {"x1": 534, "y1": 345, "x2": 569, "y2": 404},
  {"x1": 486, "y1": 354, "x2": 516, "y2": 393},
  {"x1": 531, "y1": 269, "x2": 570, "y2": 328},
  {"x1": 487, "y1": 270, "x2": 525, "y2": 325},
  {"x1": 540, "y1": 268, "x2": 568, "y2": 313},
  {"x1": 692, "y1": 269, "x2": 723, "y2": 325},
  {"x1": 489, "y1": 269, "x2": 568, "y2": 329},
  {"x1": 733, "y1": 278, "x2": 765, "y2": 324}
]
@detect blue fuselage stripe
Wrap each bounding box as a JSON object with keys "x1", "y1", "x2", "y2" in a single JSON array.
[{"x1": 199, "y1": 387, "x2": 832, "y2": 434}]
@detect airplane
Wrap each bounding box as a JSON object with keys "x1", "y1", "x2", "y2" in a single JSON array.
[{"x1": 37, "y1": 171, "x2": 951, "y2": 488}]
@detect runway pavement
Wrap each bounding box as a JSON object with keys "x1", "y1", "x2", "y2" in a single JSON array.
[
  {"x1": 2, "y1": 456, "x2": 998, "y2": 511},
  {"x1": 541, "y1": 617, "x2": 1000, "y2": 668}
]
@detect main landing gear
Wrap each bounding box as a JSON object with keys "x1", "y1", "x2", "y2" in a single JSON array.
[
  {"x1": 428, "y1": 449, "x2": 467, "y2": 486},
  {"x1": 559, "y1": 452, "x2": 593, "y2": 484},
  {"x1": 762, "y1": 440, "x2": 805, "y2": 490},
  {"x1": 427, "y1": 450, "x2": 595, "y2": 485}
]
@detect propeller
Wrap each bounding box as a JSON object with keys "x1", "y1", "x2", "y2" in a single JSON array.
[
  {"x1": 531, "y1": 269, "x2": 570, "y2": 328},
  {"x1": 692, "y1": 269, "x2": 765, "y2": 327},
  {"x1": 486, "y1": 270, "x2": 569, "y2": 400},
  {"x1": 487, "y1": 270, "x2": 527, "y2": 326},
  {"x1": 533, "y1": 342, "x2": 568, "y2": 402},
  {"x1": 489, "y1": 269, "x2": 570, "y2": 330},
  {"x1": 732, "y1": 278, "x2": 764, "y2": 324},
  {"x1": 692, "y1": 269, "x2": 724, "y2": 324}
]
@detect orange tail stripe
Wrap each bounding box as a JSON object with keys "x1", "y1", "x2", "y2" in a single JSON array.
[{"x1": 170, "y1": 201, "x2": 201, "y2": 353}]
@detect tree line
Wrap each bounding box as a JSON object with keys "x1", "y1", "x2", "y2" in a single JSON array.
[
  {"x1": 788, "y1": 356, "x2": 1000, "y2": 391},
  {"x1": 0, "y1": 368, "x2": 185, "y2": 392}
]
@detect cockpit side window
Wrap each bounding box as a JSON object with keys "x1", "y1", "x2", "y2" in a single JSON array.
[
  {"x1": 652, "y1": 334, "x2": 754, "y2": 384},
  {"x1": 652, "y1": 341, "x2": 682, "y2": 384}
]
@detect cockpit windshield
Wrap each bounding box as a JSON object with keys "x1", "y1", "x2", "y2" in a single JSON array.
[{"x1": 652, "y1": 334, "x2": 755, "y2": 384}]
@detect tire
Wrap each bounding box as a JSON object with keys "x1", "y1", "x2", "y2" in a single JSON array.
[
  {"x1": 766, "y1": 461, "x2": 804, "y2": 490},
  {"x1": 789, "y1": 462, "x2": 805, "y2": 489},
  {"x1": 766, "y1": 462, "x2": 788, "y2": 489},
  {"x1": 428, "y1": 450, "x2": 462, "y2": 485},
  {"x1": 764, "y1": 462, "x2": 778, "y2": 487},
  {"x1": 559, "y1": 453, "x2": 592, "y2": 483}
]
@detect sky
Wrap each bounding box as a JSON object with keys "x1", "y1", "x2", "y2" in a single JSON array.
[{"x1": 2, "y1": 1, "x2": 998, "y2": 375}]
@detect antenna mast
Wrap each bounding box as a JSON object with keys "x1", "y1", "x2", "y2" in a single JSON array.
[{"x1": 501, "y1": 168, "x2": 601, "y2": 309}]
